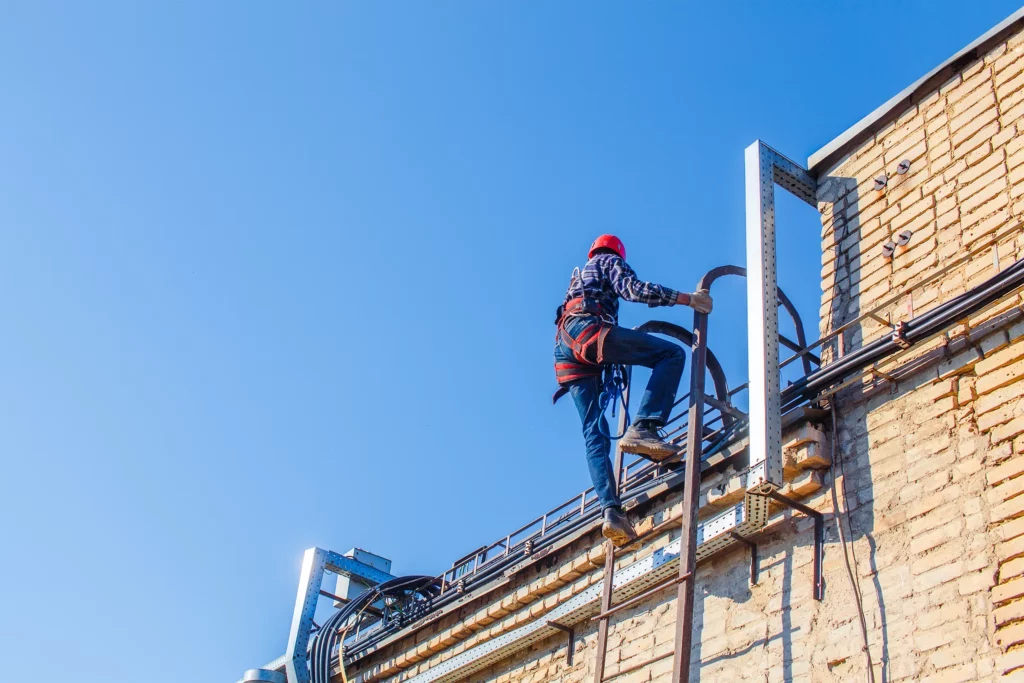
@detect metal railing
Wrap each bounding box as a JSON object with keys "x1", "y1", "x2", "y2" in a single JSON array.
[{"x1": 437, "y1": 390, "x2": 749, "y2": 592}]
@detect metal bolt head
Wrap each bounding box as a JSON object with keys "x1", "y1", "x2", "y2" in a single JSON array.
[
  {"x1": 874, "y1": 175, "x2": 888, "y2": 191},
  {"x1": 882, "y1": 241, "x2": 896, "y2": 259},
  {"x1": 896, "y1": 230, "x2": 913, "y2": 246},
  {"x1": 896, "y1": 159, "x2": 911, "y2": 175}
]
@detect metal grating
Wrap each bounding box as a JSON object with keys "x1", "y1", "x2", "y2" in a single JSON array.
[{"x1": 745, "y1": 140, "x2": 817, "y2": 492}]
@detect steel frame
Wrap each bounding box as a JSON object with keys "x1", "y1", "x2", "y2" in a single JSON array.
[
  {"x1": 282, "y1": 548, "x2": 395, "y2": 683},
  {"x1": 667, "y1": 142, "x2": 818, "y2": 683},
  {"x1": 745, "y1": 141, "x2": 817, "y2": 493}
]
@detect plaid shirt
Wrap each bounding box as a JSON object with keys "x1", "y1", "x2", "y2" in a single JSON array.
[{"x1": 562, "y1": 253, "x2": 679, "y2": 325}]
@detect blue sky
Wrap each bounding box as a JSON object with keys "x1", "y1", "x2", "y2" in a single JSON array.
[{"x1": 1, "y1": 2, "x2": 1019, "y2": 681}]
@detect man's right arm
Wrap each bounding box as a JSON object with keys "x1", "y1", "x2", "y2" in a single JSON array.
[
  {"x1": 607, "y1": 257, "x2": 713, "y2": 313},
  {"x1": 606, "y1": 257, "x2": 679, "y2": 307},
  {"x1": 677, "y1": 290, "x2": 713, "y2": 314}
]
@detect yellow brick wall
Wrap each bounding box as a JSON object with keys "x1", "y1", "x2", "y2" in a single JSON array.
[
  {"x1": 813, "y1": 24, "x2": 1024, "y2": 683},
  {"x1": 346, "y1": 25, "x2": 1024, "y2": 683}
]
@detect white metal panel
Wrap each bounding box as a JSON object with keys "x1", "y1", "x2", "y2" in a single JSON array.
[{"x1": 745, "y1": 141, "x2": 817, "y2": 490}]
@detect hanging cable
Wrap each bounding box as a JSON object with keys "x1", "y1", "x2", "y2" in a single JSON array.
[
  {"x1": 598, "y1": 364, "x2": 630, "y2": 439},
  {"x1": 829, "y1": 401, "x2": 876, "y2": 683}
]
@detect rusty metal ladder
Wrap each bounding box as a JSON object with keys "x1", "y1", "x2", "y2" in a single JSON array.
[
  {"x1": 590, "y1": 266, "x2": 824, "y2": 683},
  {"x1": 590, "y1": 269, "x2": 717, "y2": 683}
]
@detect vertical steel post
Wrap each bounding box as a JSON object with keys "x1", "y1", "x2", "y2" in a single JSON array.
[
  {"x1": 744, "y1": 141, "x2": 816, "y2": 489},
  {"x1": 594, "y1": 368, "x2": 630, "y2": 682},
  {"x1": 285, "y1": 548, "x2": 327, "y2": 683},
  {"x1": 745, "y1": 141, "x2": 782, "y2": 490},
  {"x1": 670, "y1": 310, "x2": 709, "y2": 683},
  {"x1": 280, "y1": 550, "x2": 393, "y2": 683},
  {"x1": 593, "y1": 546, "x2": 616, "y2": 682}
]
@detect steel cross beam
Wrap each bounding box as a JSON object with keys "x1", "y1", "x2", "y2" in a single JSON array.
[
  {"x1": 744, "y1": 141, "x2": 817, "y2": 492},
  {"x1": 283, "y1": 548, "x2": 395, "y2": 683}
]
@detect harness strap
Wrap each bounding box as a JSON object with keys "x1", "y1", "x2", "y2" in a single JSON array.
[{"x1": 552, "y1": 297, "x2": 613, "y2": 403}]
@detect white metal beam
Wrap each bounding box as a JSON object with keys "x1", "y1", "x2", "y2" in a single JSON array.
[{"x1": 744, "y1": 141, "x2": 817, "y2": 491}]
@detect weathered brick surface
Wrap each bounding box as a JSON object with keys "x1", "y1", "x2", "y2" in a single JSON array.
[
  {"x1": 343, "y1": 24, "x2": 1024, "y2": 683},
  {"x1": 810, "y1": 25, "x2": 1024, "y2": 683}
]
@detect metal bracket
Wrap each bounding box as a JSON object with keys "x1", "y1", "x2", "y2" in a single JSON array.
[
  {"x1": 546, "y1": 621, "x2": 575, "y2": 666},
  {"x1": 729, "y1": 532, "x2": 759, "y2": 586},
  {"x1": 766, "y1": 492, "x2": 824, "y2": 601},
  {"x1": 892, "y1": 320, "x2": 911, "y2": 349}
]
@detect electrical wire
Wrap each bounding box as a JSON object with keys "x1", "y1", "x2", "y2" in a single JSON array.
[
  {"x1": 597, "y1": 364, "x2": 630, "y2": 439},
  {"x1": 829, "y1": 401, "x2": 876, "y2": 683}
]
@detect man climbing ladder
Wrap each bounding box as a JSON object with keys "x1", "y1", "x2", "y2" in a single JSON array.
[{"x1": 554, "y1": 235, "x2": 712, "y2": 546}]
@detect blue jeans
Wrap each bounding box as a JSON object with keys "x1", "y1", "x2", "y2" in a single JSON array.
[{"x1": 555, "y1": 317, "x2": 686, "y2": 510}]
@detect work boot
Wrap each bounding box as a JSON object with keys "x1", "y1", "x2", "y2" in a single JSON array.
[
  {"x1": 619, "y1": 421, "x2": 679, "y2": 462},
  {"x1": 602, "y1": 507, "x2": 637, "y2": 547}
]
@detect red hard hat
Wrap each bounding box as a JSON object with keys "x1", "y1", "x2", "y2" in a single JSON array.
[{"x1": 588, "y1": 234, "x2": 626, "y2": 260}]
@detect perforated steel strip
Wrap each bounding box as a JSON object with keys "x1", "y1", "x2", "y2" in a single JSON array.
[{"x1": 402, "y1": 491, "x2": 772, "y2": 683}]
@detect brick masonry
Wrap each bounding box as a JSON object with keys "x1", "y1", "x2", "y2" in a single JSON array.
[{"x1": 344, "y1": 23, "x2": 1024, "y2": 683}]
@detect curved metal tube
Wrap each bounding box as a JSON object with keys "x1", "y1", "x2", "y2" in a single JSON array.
[
  {"x1": 697, "y1": 264, "x2": 814, "y2": 375},
  {"x1": 634, "y1": 320, "x2": 733, "y2": 426},
  {"x1": 775, "y1": 287, "x2": 814, "y2": 375},
  {"x1": 697, "y1": 264, "x2": 746, "y2": 291}
]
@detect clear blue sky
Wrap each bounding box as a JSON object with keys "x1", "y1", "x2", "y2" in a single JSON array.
[{"x1": 1, "y1": 2, "x2": 1018, "y2": 681}]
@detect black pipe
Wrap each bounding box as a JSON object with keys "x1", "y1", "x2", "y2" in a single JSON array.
[{"x1": 782, "y1": 258, "x2": 1024, "y2": 410}]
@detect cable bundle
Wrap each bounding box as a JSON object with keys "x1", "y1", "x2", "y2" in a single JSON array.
[{"x1": 308, "y1": 576, "x2": 440, "y2": 683}]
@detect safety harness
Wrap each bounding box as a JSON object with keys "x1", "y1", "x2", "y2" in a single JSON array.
[
  {"x1": 552, "y1": 300, "x2": 631, "y2": 437},
  {"x1": 554, "y1": 296, "x2": 612, "y2": 382}
]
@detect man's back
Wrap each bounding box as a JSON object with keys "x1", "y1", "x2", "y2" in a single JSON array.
[{"x1": 562, "y1": 252, "x2": 679, "y2": 325}]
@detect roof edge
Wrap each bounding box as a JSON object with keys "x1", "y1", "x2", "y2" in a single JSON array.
[{"x1": 808, "y1": 6, "x2": 1024, "y2": 177}]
